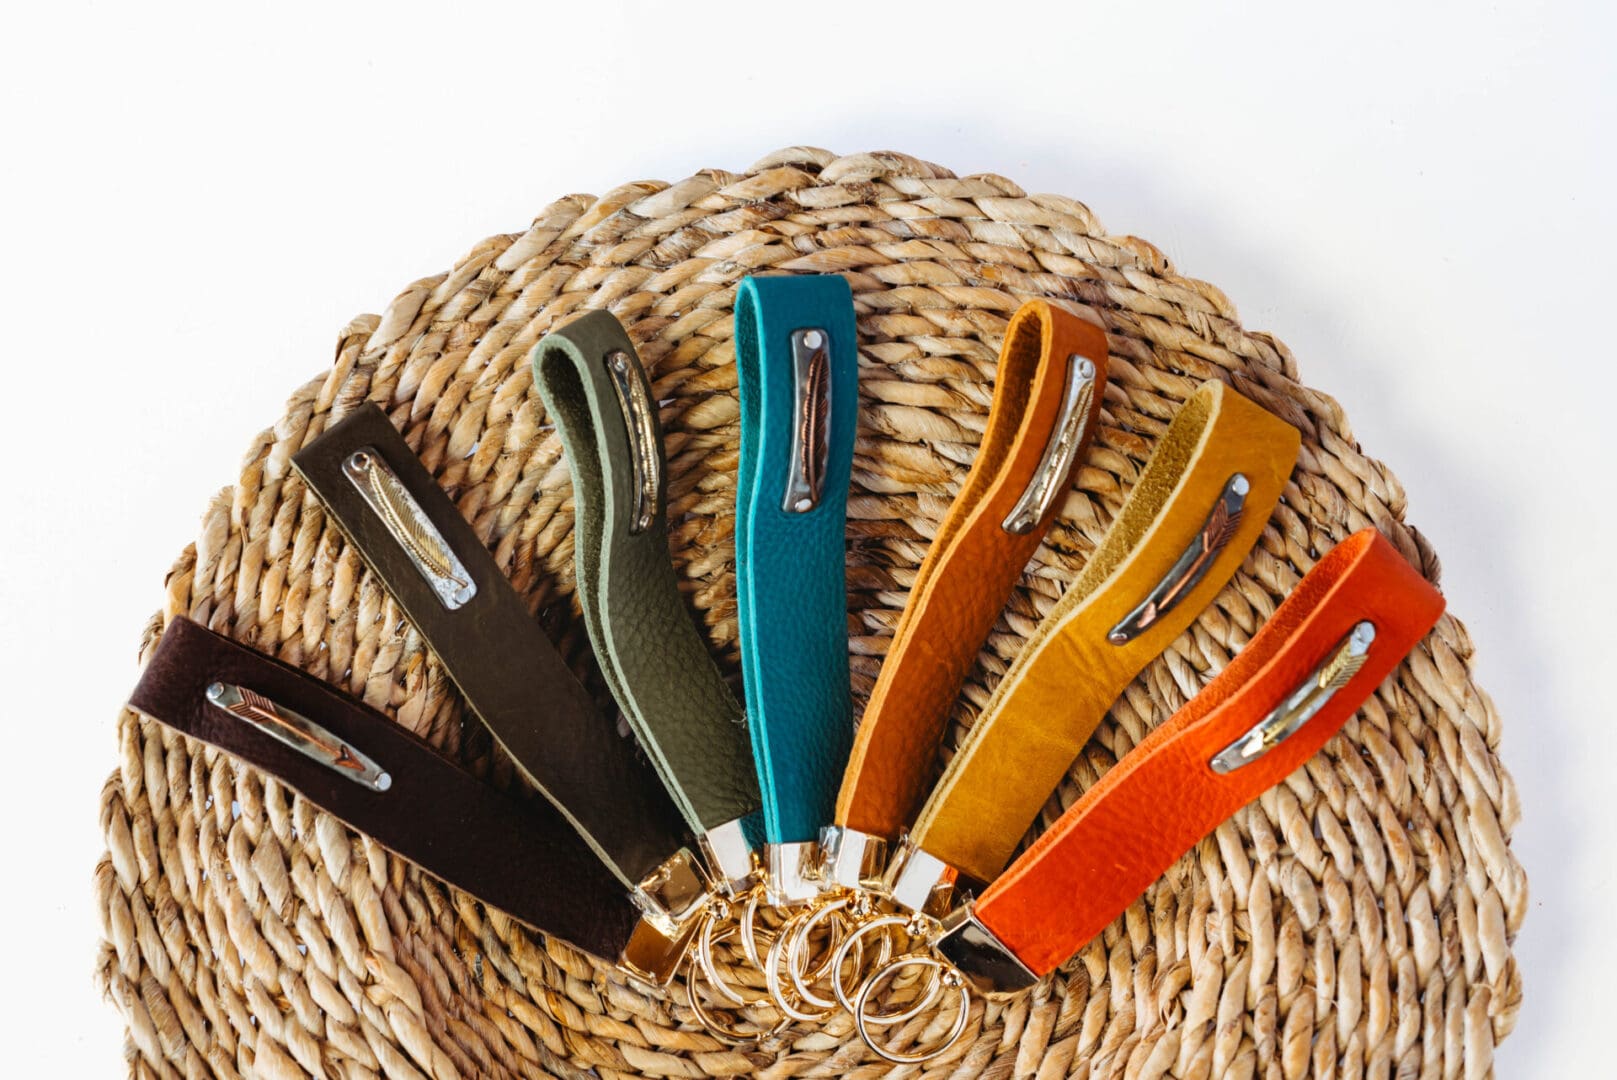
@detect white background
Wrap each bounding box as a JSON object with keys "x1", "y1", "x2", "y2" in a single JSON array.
[{"x1": 1, "y1": 1, "x2": 1610, "y2": 1074}]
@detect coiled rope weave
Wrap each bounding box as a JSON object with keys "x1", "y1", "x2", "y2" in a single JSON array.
[{"x1": 93, "y1": 148, "x2": 1524, "y2": 1079}]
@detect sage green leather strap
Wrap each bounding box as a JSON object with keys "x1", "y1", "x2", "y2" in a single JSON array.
[{"x1": 535, "y1": 311, "x2": 762, "y2": 886}]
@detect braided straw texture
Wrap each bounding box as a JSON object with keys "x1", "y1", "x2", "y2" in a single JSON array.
[{"x1": 93, "y1": 148, "x2": 1524, "y2": 1080}]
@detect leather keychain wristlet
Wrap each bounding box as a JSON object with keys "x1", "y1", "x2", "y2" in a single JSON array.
[
  {"x1": 842, "y1": 528, "x2": 1446, "y2": 1065},
  {"x1": 935, "y1": 528, "x2": 1446, "y2": 990},
  {"x1": 127, "y1": 617, "x2": 644, "y2": 966},
  {"x1": 886, "y1": 380, "x2": 1302, "y2": 910},
  {"x1": 823, "y1": 300, "x2": 1110, "y2": 892},
  {"x1": 533, "y1": 310, "x2": 762, "y2": 895},
  {"x1": 733, "y1": 274, "x2": 860, "y2": 904},
  {"x1": 292, "y1": 404, "x2": 703, "y2": 983}
]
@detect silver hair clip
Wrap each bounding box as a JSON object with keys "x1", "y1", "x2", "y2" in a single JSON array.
[
  {"x1": 1109, "y1": 472, "x2": 1249, "y2": 644},
  {"x1": 1210, "y1": 621, "x2": 1376, "y2": 773},
  {"x1": 782, "y1": 328, "x2": 832, "y2": 513},
  {"x1": 205, "y1": 682, "x2": 391, "y2": 791},
  {"x1": 1002, "y1": 353, "x2": 1098, "y2": 534},
  {"x1": 604, "y1": 350, "x2": 662, "y2": 535},
  {"x1": 343, "y1": 449, "x2": 476, "y2": 609}
]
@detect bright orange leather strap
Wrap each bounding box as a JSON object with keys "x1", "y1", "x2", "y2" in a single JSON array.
[
  {"x1": 909, "y1": 381, "x2": 1301, "y2": 884},
  {"x1": 973, "y1": 528, "x2": 1445, "y2": 975},
  {"x1": 836, "y1": 301, "x2": 1109, "y2": 839}
]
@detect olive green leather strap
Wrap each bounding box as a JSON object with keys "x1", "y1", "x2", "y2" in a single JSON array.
[{"x1": 535, "y1": 311, "x2": 762, "y2": 887}]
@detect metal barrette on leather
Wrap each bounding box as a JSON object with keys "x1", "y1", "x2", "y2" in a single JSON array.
[
  {"x1": 341, "y1": 447, "x2": 476, "y2": 609},
  {"x1": 1108, "y1": 471, "x2": 1250, "y2": 644},
  {"x1": 204, "y1": 681, "x2": 392, "y2": 791},
  {"x1": 1001, "y1": 351, "x2": 1099, "y2": 534},
  {"x1": 783, "y1": 326, "x2": 832, "y2": 513},
  {"x1": 840, "y1": 529, "x2": 1445, "y2": 1063},
  {"x1": 294, "y1": 403, "x2": 708, "y2": 988},
  {"x1": 603, "y1": 347, "x2": 662, "y2": 535},
  {"x1": 1209, "y1": 620, "x2": 1374, "y2": 772}
]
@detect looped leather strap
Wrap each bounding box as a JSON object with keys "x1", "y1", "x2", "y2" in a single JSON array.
[
  {"x1": 945, "y1": 528, "x2": 1446, "y2": 983},
  {"x1": 291, "y1": 404, "x2": 688, "y2": 888},
  {"x1": 534, "y1": 311, "x2": 762, "y2": 888},
  {"x1": 834, "y1": 301, "x2": 1110, "y2": 848},
  {"x1": 128, "y1": 617, "x2": 641, "y2": 964},
  {"x1": 904, "y1": 381, "x2": 1302, "y2": 886},
  {"x1": 733, "y1": 274, "x2": 859, "y2": 864}
]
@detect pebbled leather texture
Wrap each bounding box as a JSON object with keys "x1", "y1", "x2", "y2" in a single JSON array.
[
  {"x1": 911, "y1": 381, "x2": 1302, "y2": 883},
  {"x1": 129, "y1": 617, "x2": 641, "y2": 964},
  {"x1": 534, "y1": 311, "x2": 761, "y2": 834},
  {"x1": 975, "y1": 529, "x2": 1446, "y2": 975},
  {"x1": 734, "y1": 274, "x2": 860, "y2": 844},
  {"x1": 835, "y1": 300, "x2": 1110, "y2": 840},
  {"x1": 292, "y1": 403, "x2": 688, "y2": 887}
]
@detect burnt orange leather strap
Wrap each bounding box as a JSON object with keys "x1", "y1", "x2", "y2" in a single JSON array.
[
  {"x1": 904, "y1": 381, "x2": 1301, "y2": 886},
  {"x1": 835, "y1": 302, "x2": 1108, "y2": 843},
  {"x1": 963, "y1": 529, "x2": 1445, "y2": 978}
]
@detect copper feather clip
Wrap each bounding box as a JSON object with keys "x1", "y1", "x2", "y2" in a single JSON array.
[
  {"x1": 782, "y1": 327, "x2": 832, "y2": 513},
  {"x1": 1108, "y1": 472, "x2": 1251, "y2": 644},
  {"x1": 205, "y1": 682, "x2": 392, "y2": 790}
]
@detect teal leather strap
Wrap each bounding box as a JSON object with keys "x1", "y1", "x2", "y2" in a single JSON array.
[
  {"x1": 734, "y1": 274, "x2": 859, "y2": 859},
  {"x1": 534, "y1": 311, "x2": 762, "y2": 890}
]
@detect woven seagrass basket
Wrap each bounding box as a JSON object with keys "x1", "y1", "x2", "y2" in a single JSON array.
[{"x1": 93, "y1": 148, "x2": 1525, "y2": 1079}]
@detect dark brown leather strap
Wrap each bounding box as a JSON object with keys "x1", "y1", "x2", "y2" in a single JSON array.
[
  {"x1": 128, "y1": 617, "x2": 639, "y2": 963},
  {"x1": 291, "y1": 403, "x2": 687, "y2": 888}
]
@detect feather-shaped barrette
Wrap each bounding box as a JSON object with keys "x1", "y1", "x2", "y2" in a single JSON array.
[
  {"x1": 604, "y1": 349, "x2": 662, "y2": 535},
  {"x1": 783, "y1": 327, "x2": 832, "y2": 513},
  {"x1": 1003, "y1": 353, "x2": 1100, "y2": 535},
  {"x1": 1109, "y1": 472, "x2": 1251, "y2": 643},
  {"x1": 205, "y1": 681, "x2": 392, "y2": 790},
  {"x1": 1209, "y1": 620, "x2": 1376, "y2": 773},
  {"x1": 343, "y1": 449, "x2": 476, "y2": 609}
]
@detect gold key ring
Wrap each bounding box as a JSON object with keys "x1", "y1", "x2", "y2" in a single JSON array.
[
  {"x1": 832, "y1": 912, "x2": 941, "y2": 1022},
  {"x1": 782, "y1": 896, "x2": 866, "y2": 1010},
  {"x1": 694, "y1": 903, "x2": 774, "y2": 1007},
  {"x1": 854, "y1": 954, "x2": 972, "y2": 1064},
  {"x1": 737, "y1": 883, "x2": 777, "y2": 972},
  {"x1": 764, "y1": 919, "x2": 839, "y2": 1022},
  {"x1": 684, "y1": 919, "x2": 792, "y2": 1044}
]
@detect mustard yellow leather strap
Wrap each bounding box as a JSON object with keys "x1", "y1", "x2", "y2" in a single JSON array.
[{"x1": 907, "y1": 381, "x2": 1301, "y2": 884}]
